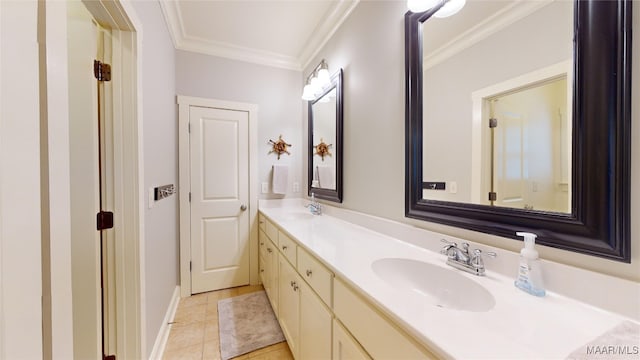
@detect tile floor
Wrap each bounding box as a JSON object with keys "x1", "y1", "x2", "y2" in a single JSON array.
[{"x1": 162, "y1": 285, "x2": 294, "y2": 360}]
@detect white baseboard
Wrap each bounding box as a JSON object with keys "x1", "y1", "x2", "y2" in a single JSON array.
[{"x1": 148, "y1": 286, "x2": 181, "y2": 360}]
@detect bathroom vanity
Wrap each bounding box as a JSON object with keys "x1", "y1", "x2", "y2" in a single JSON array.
[{"x1": 259, "y1": 200, "x2": 638, "y2": 359}]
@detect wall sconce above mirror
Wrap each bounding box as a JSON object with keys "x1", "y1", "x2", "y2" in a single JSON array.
[
  {"x1": 405, "y1": 0, "x2": 632, "y2": 261},
  {"x1": 302, "y1": 59, "x2": 331, "y2": 101},
  {"x1": 308, "y1": 69, "x2": 343, "y2": 203}
]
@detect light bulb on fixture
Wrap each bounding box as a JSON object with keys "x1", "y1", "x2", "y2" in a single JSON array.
[
  {"x1": 407, "y1": 0, "x2": 439, "y2": 13},
  {"x1": 301, "y1": 83, "x2": 315, "y2": 100},
  {"x1": 316, "y1": 61, "x2": 330, "y2": 88},
  {"x1": 433, "y1": 0, "x2": 465, "y2": 18},
  {"x1": 310, "y1": 76, "x2": 322, "y2": 95}
]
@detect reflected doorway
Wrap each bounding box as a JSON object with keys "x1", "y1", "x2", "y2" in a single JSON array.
[{"x1": 485, "y1": 76, "x2": 570, "y2": 212}]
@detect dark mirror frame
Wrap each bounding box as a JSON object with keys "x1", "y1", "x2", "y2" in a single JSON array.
[
  {"x1": 405, "y1": 1, "x2": 632, "y2": 262},
  {"x1": 308, "y1": 69, "x2": 344, "y2": 203}
]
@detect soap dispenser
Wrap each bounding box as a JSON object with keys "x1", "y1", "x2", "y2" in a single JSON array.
[{"x1": 514, "y1": 232, "x2": 546, "y2": 297}]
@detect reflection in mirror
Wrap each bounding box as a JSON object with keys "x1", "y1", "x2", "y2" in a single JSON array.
[
  {"x1": 421, "y1": 0, "x2": 573, "y2": 213},
  {"x1": 311, "y1": 88, "x2": 337, "y2": 190},
  {"x1": 405, "y1": 0, "x2": 632, "y2": 261},
  {"x1": 308, "y1": 69, "x2": 343, "y2": 202}
]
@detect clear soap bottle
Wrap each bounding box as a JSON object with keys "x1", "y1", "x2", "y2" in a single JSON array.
[{"x1": 514, "y1": 232, "x2": 546, "y2": 297}]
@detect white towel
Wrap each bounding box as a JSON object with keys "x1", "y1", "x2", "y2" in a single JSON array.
[
  {"x1": 316, "y1": 165, "x2": 335, "y2": 190},
  {"x1": 272, "y1": 164, "x2": 289, "y2": 194}
]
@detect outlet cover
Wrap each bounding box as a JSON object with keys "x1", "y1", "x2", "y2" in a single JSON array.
[{"x1": 261, "y1": 182, "x2": 269, "y2": 194}]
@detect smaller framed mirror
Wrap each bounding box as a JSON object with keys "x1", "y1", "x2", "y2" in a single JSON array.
[{"x1": 308, "y1": 69, "x2": 343, "y2": 202}]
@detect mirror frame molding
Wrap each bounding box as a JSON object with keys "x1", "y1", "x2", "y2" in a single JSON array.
[
  {"x1": 405, "y1": 1, "x2": 632, "y2": 262},
  {"x1": 308, "y1": 68, "x2": 344, "y2": 203}
]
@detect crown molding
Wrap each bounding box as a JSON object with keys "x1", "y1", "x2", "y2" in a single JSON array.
[
  {"x1": 178, "y1": 36, "x2": 302, "y2": 70},
  {"x1": 159, "y1": 0, "x2": 183, "y2": 49},
  {"x1": 299, "y1": 0, "x2": 360, "y2": 71},
  {"x1": 423, "y1": 0, "x2": 554, "y2": 70},
  {"x1": 160, "y1": 0, "x2": 359, "y2": 71}
]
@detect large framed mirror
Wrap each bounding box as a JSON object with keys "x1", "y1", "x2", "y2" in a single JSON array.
[
  {"x1": 405, "y1": 1, "x2": 631, "y2": 261},
  {"x1": 308, "y1": 69, "x2": 343, "y2": 202}
]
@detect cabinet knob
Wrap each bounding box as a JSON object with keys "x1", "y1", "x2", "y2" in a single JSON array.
[
  {"x1": 306, "y1": 269, "x2": 312, "y2": 277},
  {"x1": 293, "y1": 284, "x2": 299, "y2": 291},
  {"x1": 290, "y1": 281, "x2": 295, "y2": 287},
  {"x1": 282, "y1": 245, "x2": 288, "y2": 251},
  {"x1": 240, "y1": 204, "x2": 247, "y2": 211},
  {"x1": 267, "y1": 248, "x2": 272, "y2": 253},
  {"x1": 259, "y1": 220, "x2": 265, "y2": 224},
  {"x1": 260, "y1": 269, "x2": 264, "y2": 273},
  {"x1": 260, "y1": 242, "x2": 264, "y2": 245}
]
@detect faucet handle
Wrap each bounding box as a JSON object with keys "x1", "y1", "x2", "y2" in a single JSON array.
[
  {"x1": 471, "y1": 249, "x2": 497, "y2": 268},
  {"x1": 461, "y1": 242, "x2": 470, "y2": 253}
]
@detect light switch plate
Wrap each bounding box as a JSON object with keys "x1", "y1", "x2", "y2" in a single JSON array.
[
  {"x1": 261, "y1": 182, "x2": 269, "y2": 194},
  {"x1": 449, "y1": 181, "x2": 458, "y2": 194},
  {"x1": 293, "y1": 182, "x2": 300, "y2": 193}
]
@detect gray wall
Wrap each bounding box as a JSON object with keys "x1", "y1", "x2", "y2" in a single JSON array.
[
  {"x1": 176, "y1": 51, "x2": 303, "y2": 198},
  {"x1": 303, "y1": 1, "x2": 640, "y2": 281},
  {"x1": 131, "y1": 1, "x2": 179, "y2": 353}
]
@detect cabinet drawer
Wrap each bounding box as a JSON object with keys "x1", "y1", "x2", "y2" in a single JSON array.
[
  {"x1": 278, "y1": 231, "x2": 297, "y2": 265},
  {"x1": 334, "y1": 278, "x2": 437, "y2": 359},
  {"x1": 297, "y1": 247, "x2": 333, "y2": 307},
  {"x1": 265, "y1": 218, "x2": 278, "y2": 246},
  {"x1": 259, "y1": 214, "x2": 266, "y2": 232}
]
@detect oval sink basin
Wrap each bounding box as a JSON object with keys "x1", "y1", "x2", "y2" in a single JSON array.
[{"x1": 371, "y1": 258, "x2": 495, "y2": 312}]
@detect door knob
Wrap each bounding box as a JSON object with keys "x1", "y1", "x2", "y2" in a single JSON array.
[{"x1": 240, "y1": 204, "x2": 247, "y2": 211}]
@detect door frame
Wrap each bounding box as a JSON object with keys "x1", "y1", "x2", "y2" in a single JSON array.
[
  {"x1": 43, "y1": 1, "x2": 144, "y2": 358},
  {"x1": 470, "y1": 60, "x2": 572, "y2": 206},
  {"x1": 178, "y1": 96, "x2": 259, "y2": 298}
]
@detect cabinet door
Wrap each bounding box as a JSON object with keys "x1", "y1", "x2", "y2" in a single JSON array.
[
  {"x1": 299, "y1": 280, "x2": 332, "y2": 360},
  {"x1": 278, "y1": 256, "x2": 300, "y2": 358},
  {"x1": 333, "y1": 319, "x2": 371, "y2": 360},
  {"x1": 265, "y1": 242, "x2": 278, "y2": 315}
]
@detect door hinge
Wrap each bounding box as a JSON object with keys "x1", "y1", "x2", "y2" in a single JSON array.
[
  {"x1": 97, "y1": 211, "x2": 114, "y2": 231},
  {"x1": 104, "y1": 355, "x2": 116, "y2": 360},
  {"x1": 488, "y1": 192, "x2": 497, "y2": 201},
  {"x1": 188, "y1": 122, "x2": 191, "y2": 133},
  {"x1": 489, "y1": 118, "x2": 498, "y2": 128},
  {"x1": 190, "y1": 261, "x2": 192, "y2": 272},
  {"x1": 189, "y1": 192, "x2": 191, "y2": 202},
  {"x1": 94, "y1": 60, "x2": 112, "y2": 82}
]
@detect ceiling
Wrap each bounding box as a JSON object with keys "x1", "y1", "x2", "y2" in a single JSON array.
[{"x1": 160, "y1": 0, "x2": 360, "y2": 71}]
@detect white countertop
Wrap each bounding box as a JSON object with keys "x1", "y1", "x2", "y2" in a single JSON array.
[{"x1": 259, "y1": 202, "x2": 637, "y2": 359}]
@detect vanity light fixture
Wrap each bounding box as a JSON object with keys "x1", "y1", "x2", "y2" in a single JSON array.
[
  {"x1": 407, "y1": 0, "x2": 465, "y2": 18},
  {"x1": 433, "y1": 0, "x2": 465, "y2": 18},
  {"x1": 302, "y1": 59, "x2": 331, "y2": 101},
  {"x1": 407, "y1": 0, "x2": 439, "y2": 13}
]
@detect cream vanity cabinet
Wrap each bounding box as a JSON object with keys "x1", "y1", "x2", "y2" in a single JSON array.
[
  {"x1": 259, "y1": 213, "x2": 436, "y2": 360},
  {"x1": 276, "y1": 230, "x2": 333, "y2": 359}
]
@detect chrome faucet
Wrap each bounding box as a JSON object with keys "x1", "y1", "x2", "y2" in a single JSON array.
[
  {"x1": 306, "y1": 193, "x2": 322, "y2": 215},
  {"x1": 440, "y1": 239, "x2": 496, "y2": 276}
]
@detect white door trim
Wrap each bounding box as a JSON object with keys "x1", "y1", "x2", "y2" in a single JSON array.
[
  {"x1": 469, "y1": 60, "x2": 572, "y2": 205},
  {"x1": 178, "y1": 96, "x2": 259, "y2": 298},
  {"x1": 43, "y1": 1, "x2": 144, "y2": 358}
]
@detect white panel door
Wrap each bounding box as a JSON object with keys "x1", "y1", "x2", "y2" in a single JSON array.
[{"x1": 190, "y1": 106, "x2": 250, "y2": 293}]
